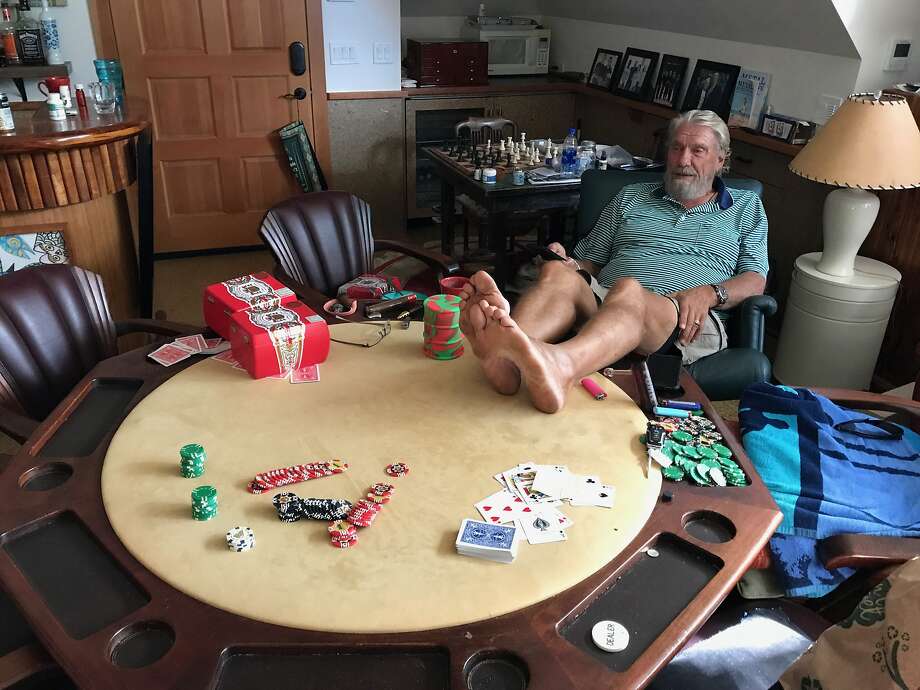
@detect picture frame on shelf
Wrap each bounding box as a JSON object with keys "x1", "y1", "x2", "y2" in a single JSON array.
[
  {"x1": 680, "y1": 59, "x2": 741, "y2": 121},
  {"x1": 586, "y1": 48, "x2": 622, "y2": 91},
  {"x1": 651, "y1": 54, "x2": 689, "y2": 109},
  {"x1": 614, "y1": 48, "x2": 660, "y2": 101}
]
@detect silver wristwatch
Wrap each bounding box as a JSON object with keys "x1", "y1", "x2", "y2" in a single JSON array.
[{"x1": 711, "y1": 283, "x2": 728, "y2": 306}]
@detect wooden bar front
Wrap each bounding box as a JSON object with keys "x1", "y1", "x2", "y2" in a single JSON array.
[{"x1": 0, "y1": 100, "x2": 151, "y2": 321}]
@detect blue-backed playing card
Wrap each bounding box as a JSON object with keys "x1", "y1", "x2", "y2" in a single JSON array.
[{"x1": 455, "y1": 519, "x2": 519, "y2": 563}]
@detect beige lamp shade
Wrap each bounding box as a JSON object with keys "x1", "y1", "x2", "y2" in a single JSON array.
[{"x1": 789, "y1": 93, "x2": 920, "y2": 189}]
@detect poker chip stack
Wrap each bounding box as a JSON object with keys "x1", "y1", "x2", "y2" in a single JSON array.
[
  {"x1": 226, "y1": 526, "x2": 255, "y2": 552},
  {"x1": 345, "y1": 499, "x2": 382, "y2": 528},
  {"x1": 191, "y1": 485, "x2": 218, "y2": 520},
  {"x1": 422, "y1": 294, "x2": 464, "y2": 360},
  {"x1": 247, "y1": 460, "x2": 348, "y2": 494},
  {"x1": 271, "y1": 492, "x2": 352, "y2": 522},
  {"x1": 179, "y1": 443, "x2": 206, "y2": 478},
  {"x1": 645, "y1": 415, "x2": 748, "y2": 487},
  {"x1": 327, "y1": 520, "x2": 358, "y2": 549}
]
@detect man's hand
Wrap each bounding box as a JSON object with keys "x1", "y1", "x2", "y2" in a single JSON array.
[
  {"x1": 546, "y1": 242, "x2": 579, "y2": 270},
  {"x1": 671, "y1": 285, "x2": 718, "y2": 345}
]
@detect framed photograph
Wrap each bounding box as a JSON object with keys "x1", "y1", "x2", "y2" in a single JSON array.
[
  {"x1": 727, "y1": 68, "x2": 772, "y2": 129},
  {"x1": 651, "y1": 54, "x2": 689, "y2": 109},
  {"x1": 586, "y1": 49, "x2": 622, "y2": 91},
  {"x1": 680, "y1": 59, "x2": 741, "y2": 121},
  {"x1": 614, "y1": 48, "x2": 660, "y2": 101}
]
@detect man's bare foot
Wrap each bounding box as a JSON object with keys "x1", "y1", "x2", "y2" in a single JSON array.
[
  {"x1": 464, "y1": 301, "x2": 521, "y2": 395},
  {"x1": 477, "y1": 304, "x2": 576, "y2": 413},
  {"x1": 458, "y1": 273, "x2": 520, "y2": 394}
]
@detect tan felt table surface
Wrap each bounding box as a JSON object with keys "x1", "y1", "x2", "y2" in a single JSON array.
[{"x1": 101, "y1": 322, "x2": 660, "y2": 634}]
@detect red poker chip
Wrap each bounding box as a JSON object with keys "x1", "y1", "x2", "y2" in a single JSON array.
[
  {"x1": 385, "y1": 463, "x2": 409, "y2": 477},
  {"x1": 331, "y1": 538, "x2": 357, "y2": 548},
  {"x1": 354, "y1": 499, "x2": 381, "y2": 512},
  {"x1": 370, "y1": 483, "x2": 395, "y2": 495},
  {"x1": 366, "y1": 493, "x2": 390, "y2": 504},
  {"x1": 330, "y1": 532, "x2": 358, "y2": 543}
]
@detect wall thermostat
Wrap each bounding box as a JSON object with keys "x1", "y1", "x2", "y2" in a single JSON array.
[{"x1": 886, "y1": 38, "x2": 912, "y2": 71}]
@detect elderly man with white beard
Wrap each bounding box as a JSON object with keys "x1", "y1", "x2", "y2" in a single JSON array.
[{"x1": 457, "y1": 109, "x2": 769, "y2": 413}]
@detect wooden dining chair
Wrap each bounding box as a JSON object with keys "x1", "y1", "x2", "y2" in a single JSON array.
[
  {"x1": 0, "y1": 264, "x2": 200, "y2": 443},
  {"x1": 454, "y1": 116, "x2": 517, "y2": 147}
]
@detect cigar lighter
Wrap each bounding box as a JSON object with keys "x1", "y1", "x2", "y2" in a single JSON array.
[{"x1": 580, "y1": 378, "x2": 607, "y2": 400}]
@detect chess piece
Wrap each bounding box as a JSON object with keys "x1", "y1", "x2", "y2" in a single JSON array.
[
  {"x1": 499, "y1": 140, "x2": 505, "y2": 153},
  {"x1": 487, "y1": 139, "x2": 492, "y2": 153},
  {"x1": 521, "y1": 132, "x2": 527, "y2": 146}
]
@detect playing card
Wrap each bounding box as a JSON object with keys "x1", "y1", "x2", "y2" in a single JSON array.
[
  {"x1": 456, "y1": 519, "x2": 517, "y2": 552},
  {"x1": 148, "y1": 343, "x2": 193, "y2": 366},
  {"x1": 516, "y1": 515, "x2": 568, "y2": 545},
  {"x1": 290, "y1": 365, "x2": 320, "y2": 383},
  {"x1": 536, "y1": 505, "x2": 574, "y2": 530},
  {"x1": 567, "y1": 474, "x2": 601, "y2": 504},
  {"x1": 475, "y1": 489, "x2": 536, "y2": 524},
  {"x1": 174, "y1": 334, "x2": 207, "y2": 353},
  {"x1": 570, "y1": 482, "x2": 615, "y2": 509},
  {"x1": 211, "y1": 350, "x2": 239, "y2": 366},
  {"x1": 531, "y1": 465, "x2": 571, "y2": 500},
  {"x1": 201, "y1": 339, "x2": 231, "y2": 355}
]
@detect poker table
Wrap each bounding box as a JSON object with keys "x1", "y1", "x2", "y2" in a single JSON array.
[{"x1": 0, "y1": 321, "x2": 781, "y2": 690}]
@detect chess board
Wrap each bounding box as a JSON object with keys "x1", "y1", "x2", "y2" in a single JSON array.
[{"x1": 431, "y1": 143, "x2": 547, "y2": 181}]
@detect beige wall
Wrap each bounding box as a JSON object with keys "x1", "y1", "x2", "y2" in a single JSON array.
[{"x1": 328, "y1": 98, "x2": 407, "y2": 240}]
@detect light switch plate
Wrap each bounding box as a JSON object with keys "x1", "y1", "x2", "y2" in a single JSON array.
[
  {"x1": 373, "y1": 42, "x2": 393, "y2": 64},
  {"x1": 329, "y1": 42, "x2": 359, "y2": 65}
]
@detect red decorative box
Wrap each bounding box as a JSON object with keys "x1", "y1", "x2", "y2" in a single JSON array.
[
  {"x1": 203, "y1": 272, "x2": 297, "y2": 340},
  {"x1": 338, "y1": 273, "x2": 401, "y2": 301},
  {"x1": 228, "y1": 301, "x2": 330, "y2": 380}
]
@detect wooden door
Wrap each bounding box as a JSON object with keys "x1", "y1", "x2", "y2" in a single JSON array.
[{"x1": 110, "y1": 0, "x2": 323, "y2": 252}]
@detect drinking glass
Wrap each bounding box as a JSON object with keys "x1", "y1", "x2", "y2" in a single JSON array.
[{"x1": 89, "y1": 82, "x2": 117, "y2": 114}]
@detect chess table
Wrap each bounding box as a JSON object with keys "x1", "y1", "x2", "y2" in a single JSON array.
[{"x1": 0, "y1": 322, "x2": 781, "y2": 690}]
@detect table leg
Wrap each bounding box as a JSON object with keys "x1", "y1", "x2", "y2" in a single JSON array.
[
  {"x1": 440, "y1": 180, "x2": 455, "y2": 258},
  {"x1": 136, "y1": 127, "x2": 154, "y2": 318},
  {"x1": 12, "y1": 78, "x2": 26, "y2": 102},
  {"x1": 486, "y1": 209, "x2": 507, "y2": 289}
]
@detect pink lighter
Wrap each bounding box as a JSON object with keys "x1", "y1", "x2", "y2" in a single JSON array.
[{"x1": 580, "y1": 377, "x2": 607, "y2": 400}]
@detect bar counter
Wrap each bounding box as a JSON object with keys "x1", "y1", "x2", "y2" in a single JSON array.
[{"x1": 0, "y1": 99, "x2": 152, "y2": 320}]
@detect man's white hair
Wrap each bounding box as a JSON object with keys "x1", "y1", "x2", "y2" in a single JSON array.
[{"x1": 667, "y1": 110, "x2": 731, "y2": 160}]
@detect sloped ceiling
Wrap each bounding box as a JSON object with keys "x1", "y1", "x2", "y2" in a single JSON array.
[{"x1": 401, "y1": 0, "x2": 859, "y2": 59}]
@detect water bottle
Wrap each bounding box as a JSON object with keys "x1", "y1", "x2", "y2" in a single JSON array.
[{"x1": 561, "y1": 128, "x2": 578, "y2": 177}]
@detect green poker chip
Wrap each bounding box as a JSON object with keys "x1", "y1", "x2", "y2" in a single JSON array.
[
  {"x1": 708, "y1": 467, "x2": 727, "y2": 487},
  {"x1": 671, "y1": 431, "x2": 693, "y2": 443},
  {"x1": 699, "y1": 457, "x2": 721, "y2": 470},
  {"x1": 713, "y1": 443, "x2": 732, "y2": 458},
  {"x1": 639, "y1": 434, "x2": 647, "y2": 445},
  {"x1": 689, "y1": 464, "x2": 711, "y2": 486},
  {"x1": 662, "y1": 466, "x2": 685, "y2": 481},
  {"x1": 681, "y1": 445, "x2": 700, "y2": 459},
  {"x1": 696, "y1": 445, "x2": 717, "y2": 459}
]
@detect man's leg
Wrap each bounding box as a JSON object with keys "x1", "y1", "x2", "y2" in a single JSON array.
[
  {"x1": 469, "y1": 278, "x2": 678, "y2": 413},
  {"x1": 458, "y1": 265, "x2": 598, "y2": 394}
]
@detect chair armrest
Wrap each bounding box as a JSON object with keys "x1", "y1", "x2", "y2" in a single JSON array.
[
  {"x1": 810, "y1": 388, "x2": 920, "y2": 421},
  {"x1": 375, "y1": 239, "x2": 460, "y2": 276},
  {"x1": 271, "y1": 269, "x2": 335, "y2": 316},
  {"x1": 0, "y1": 643, "x2": 58, "y2": 689},
  {"x1": 818, "y1": 534, "x2": 920, "y2": 570},
  {"x1": 0, "y1": 407, "x2": 38, "y2": 445},
  {"x1": 727, "y1": 294, "x2": 778, "y2": 351},
  {"x1": 115, "y1": 319, "x2": 203, "y2": 338}
]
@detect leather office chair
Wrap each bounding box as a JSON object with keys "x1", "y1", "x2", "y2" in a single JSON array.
[
  {"x1": 258, "y1": 191, "x2": 459, "y2": 307},
  {"x1": 0, "y1": 264, "x2": 199, "y2": 444},
  {"x1": 575, "y1": 169, "x2": 778, "y2": 401}
]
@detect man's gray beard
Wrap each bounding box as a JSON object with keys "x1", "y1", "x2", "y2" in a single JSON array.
[{"x1": 664, "y1": 172, "x2": 713, "y2": 201}]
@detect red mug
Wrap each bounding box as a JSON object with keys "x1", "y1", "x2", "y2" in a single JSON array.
[
  {"x1": 439, "y1": 276, "x2": 471, "y2": 297},
  {"x1": 38, "y1": 76, "x2": 70, "y2": 98}
]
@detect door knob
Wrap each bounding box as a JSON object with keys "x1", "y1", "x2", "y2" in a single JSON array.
[{"x1": 281, "y1": 88, "x2": 308, "y2": 100}]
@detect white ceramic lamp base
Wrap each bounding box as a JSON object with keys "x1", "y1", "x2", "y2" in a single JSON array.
[{"x1": 816, "y1": 187, "x2": 880, "y2": 277}]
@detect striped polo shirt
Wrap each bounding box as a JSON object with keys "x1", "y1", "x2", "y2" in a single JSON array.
[{"x1": 572, "y1": 178, "x2": 769, "y2": 297}]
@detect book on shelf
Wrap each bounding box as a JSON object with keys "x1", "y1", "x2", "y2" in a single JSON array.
[{"x1": 728, "y1": 68, "x2": 771, "y2": 129}]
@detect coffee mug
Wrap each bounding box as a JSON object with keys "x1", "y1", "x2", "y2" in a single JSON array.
[
  {"x1": 38, "y1": 76, "x2": 70, "y2": 98},
  {"x1": 439, "y1": 276, "x2": 471, "y2": 297}
]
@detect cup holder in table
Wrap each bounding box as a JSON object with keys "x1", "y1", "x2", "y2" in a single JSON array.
[
  {"x1": 464, "y1": 650, "x2": 529, "y2": 690},
  {"x1": 108, "y1": 621, "x2": 175, "y2": 668},
  {"x1": 682, "y1": 510, "x2": 736, "y2": 544},
  {"x1": 19, "y1": 463, "x2": 73, "y2": 491}
]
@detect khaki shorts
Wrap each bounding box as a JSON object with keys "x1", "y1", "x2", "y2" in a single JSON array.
[{"x1": 585, "y1": 274, "x2": 728, "y2": 365}]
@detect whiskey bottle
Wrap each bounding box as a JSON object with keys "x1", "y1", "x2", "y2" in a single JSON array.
[{"x1": 15, "y1": 0, "x2": 43, "y2": 65}]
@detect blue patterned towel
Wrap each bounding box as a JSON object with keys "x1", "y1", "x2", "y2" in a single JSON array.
[{"x1": 739, "y1": 383, "x2": 920, "y2": 598}]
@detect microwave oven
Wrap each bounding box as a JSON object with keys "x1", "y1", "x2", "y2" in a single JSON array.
[{"x1": 461, "y1": 27, "x2": 551, "y2": 75}]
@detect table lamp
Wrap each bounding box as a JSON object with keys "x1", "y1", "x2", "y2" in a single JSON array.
[{"x1": 788, "y1": 92, "x2": 920, "y2": 276}]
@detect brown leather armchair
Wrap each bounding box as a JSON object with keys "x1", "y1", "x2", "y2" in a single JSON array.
[
  {"x1": 0, "y1": 264, "x2": 200, "y2": 444},
  {"x1": 258, "y1": 191, "x2": 459, "y2": 309}
]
